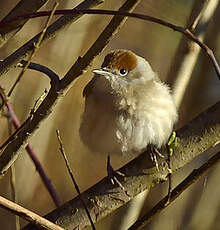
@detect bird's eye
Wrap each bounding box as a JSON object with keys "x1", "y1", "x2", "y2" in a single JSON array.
[{"x1": 119, "y1": 69, "x2": 128, "y2": 76}]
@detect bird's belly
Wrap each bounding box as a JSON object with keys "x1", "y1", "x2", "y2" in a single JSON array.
[
  {"x1": 80, "y1": 91, "x2": 175, "y2": 155},
  {"x1": 80, "y1": 107, "x2": 170, "y2": 156}
]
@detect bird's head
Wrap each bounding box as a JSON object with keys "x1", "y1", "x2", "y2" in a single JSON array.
[{"x1": 93, "y1": 50, "x2": 156, "y2": 90}]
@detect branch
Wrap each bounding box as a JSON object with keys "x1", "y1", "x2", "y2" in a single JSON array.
[
  {"x1": 7, "y1": 2, "x2": 59, "y2": 97},
  {"x1": 128, "y1": 150, "x2": 220, "y2": 230},
  {"x1": 0, "y1": 84, "x2": 61, "y2": 207},
  {"x1": 0, "y1": 0, "x2": 104, "y2": 76},
  {"x1": 1, "y1": 8, "x2": 220, "y2": 79},
  {"x1": 0, "y1": 0, "x2": 141, "y2": 179},
  {"x1": 166, "y1": 0, "x2": 208, "y2": 86},
  {"x1": 0, "y1": 0, "x2": 50, "y2": 48},
  {"x1": 56, "y1": 130, "x2": 96, "y2": 230},
  {"x1": 166, "y1": 0, "x2": 219, "y2": 108},
  {"x1": 7, "y1": 116, "x2": 20, "y2": 230},
  {"x1": 22, "y1": 101, "x2": 220, "y2": 230},
  {"x1": 0, "y1": 195, "x2": 64, "y2": 230},
  {"x1": 18, "y1": 59, "x2": 60, "y2": 88}
]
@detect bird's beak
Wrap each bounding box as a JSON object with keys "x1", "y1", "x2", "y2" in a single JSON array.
[{"x1": 92, "y1": 68, "x2": 111, "y2": 77}]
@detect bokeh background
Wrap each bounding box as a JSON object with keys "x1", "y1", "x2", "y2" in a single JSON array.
[{"x1": 0, "y1": 0, "x2": 220, "y2": 229}]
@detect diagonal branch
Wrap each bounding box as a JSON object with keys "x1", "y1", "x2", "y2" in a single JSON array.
[
  {"x1": 56, "y1": 130, "x2": 96, "y2": 230},
  {"x1": 0, "y1": 83, "x2": 61, "y2": 207},
  {"x1": 0, "y1": 195, "x2": 64, "y2": 230},
  {"x1": 7, "y1": 2, "x2": 59, "y2": 97},
  {"x1": 0, "y1": 0, "x2": 104, "y2": 76},
  {"x1": 22, "y1": 101, "x2": 220, "y2": 230},
  {"x1": 0, "y1": 0, "x2": 141, "y2": 179},
  {"x1": 128, "y1": 150, "x2": 220, "y2": 230}
]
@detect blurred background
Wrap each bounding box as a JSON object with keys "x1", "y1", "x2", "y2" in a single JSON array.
[{"x1": 0, "y1": 0, "x2": 220, "y2": 229}]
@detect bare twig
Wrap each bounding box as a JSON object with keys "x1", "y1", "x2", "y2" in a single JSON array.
[
  {"x1": 7, "y1": 116, "x2": 20, "y2": 230},
  {"x1": 0, "y1": 0, "x2": 104, "y2": 76},
  {"x1": 56, "y1": 130, "x2": 96, "y2": 230},
  {"x1": 7, "y1": 2, "x2": 59, "y2": 97},
  {"x1": 18, "y1": 60, "x2": 60, "y2": 88},
  {"x1": 0, "y1": 84, "x2": 61, "y2": 207},
  {"x1": 0, "y1": 0, "x2": 50, "y2": 48},
  {"x1": 188, "y1": 0, "x2": 208, "y2": 31},
  {"x1": 22, "y1": 101, "x2": 220, "y2": 230},
  {"x1": 0, "y1": 195, "x2": 64, "y2": 230},
  {"x1": 168, "y1": 0, "x2": 219, "y2": 108},
  {"x1": 166, "y1": 0, "x2": 208, "y2": 87},
  {"x1": 128, "y1": 150, "x2": 220, "y2": 230},
  {"x1": 1, "y1": 8, "x2": 220, "y2": 79},
  {"x1": 10, "y1": 165, "x2": 20, "y2": 230},
  {"x1": 0, "y1": 58, "x2": 62, "y2": 152}
]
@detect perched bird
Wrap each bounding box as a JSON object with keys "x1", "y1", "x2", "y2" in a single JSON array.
[{"x1": 80, "y1": 49, "x2": 178, "y2": 171}]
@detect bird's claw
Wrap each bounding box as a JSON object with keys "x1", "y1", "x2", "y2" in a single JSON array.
[{"x1": 107, "y1": 155, "x2": 125, "y2": 190}]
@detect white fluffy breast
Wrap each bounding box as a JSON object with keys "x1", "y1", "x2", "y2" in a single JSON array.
[{"x1": 79, "y1": 76, "x2": 178, "y2": 156}]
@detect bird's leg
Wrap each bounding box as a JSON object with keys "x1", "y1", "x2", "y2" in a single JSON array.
[
  {"x1": 153, "y1": 147, "x2": 165, "y2": 158},
  {"x1": 150, "y1": 149, "x2": 159, "y2": 171},
  {"x1": 107, "y1": 155, "x2": 125, "y2": 190},
  {"x1": 149, "y1": 145, "x2": 164, "y2": 171}
]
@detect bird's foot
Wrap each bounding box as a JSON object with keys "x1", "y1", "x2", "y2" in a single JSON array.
[
  {"x1": 149, "y1": 146, "x2": 164, "y2": 171},
  {"x1": 107, "y1": 155, "x2": 125, "y2": 190}
]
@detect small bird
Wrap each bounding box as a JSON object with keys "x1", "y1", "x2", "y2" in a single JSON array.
[{"x1": 80, "y1": 49, "x2": 178, "y2": 174}]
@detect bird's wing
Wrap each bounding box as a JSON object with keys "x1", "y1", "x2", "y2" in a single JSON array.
[{"x1": 82, "y1": 76, "x2": 97, "y2": 97}]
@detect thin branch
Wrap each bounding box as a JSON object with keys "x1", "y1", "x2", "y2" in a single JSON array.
[
  {"x1": 188, "y1": 0, "x2": 208, "y2": 30},
  {"x1": 0, "y1": 0, "x2": 104, "y2": 76},
  {"x1": 22, "y1": 101, "x2": 220, "y2": 230},
  {"x1": 7, "y1": 2, "x2": 59, "y2": 97},
  {"x1": 1, "y1": 8, "x2": 220, "y2": 79},
  {"x1": 169, "y1": 0, "x2": 219, "y2": 108},
  {"x1": 56, "y1": 130, "x2": 96, "y2": 230},
  {"x1": 0, "y1": 84, "x2": 61, "y2": 207},
  {"x1": 0, "y1": 195, "x2": 64, "y2": 230},
  {"x1": 166, "y1": 0, "x2": 208, "y2": 87},
  {"x1": 7, "y1": 115, "x2": 20, "y2": 230},
  {"x1": 0, "y1": 0, "x2": 50, "y2": 48},
  {"x1": 18, "y1": 60, "x2": 60, "y2": 88},
  {"x1": 10, "y1": 165, "x2": 20, "y2": 230},
  {"x1": 128, "y1": 150, "x2": 220, "y2": 230}
]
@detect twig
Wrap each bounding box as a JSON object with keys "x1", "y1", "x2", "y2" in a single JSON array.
[
  {"x1": 0, "y1": 0, "x2": 50, "y2": 48},
  {"x1": 18, "y1": 60, "x2": 60, "y2": 89},
  {"x1": 10, "y1": 165, "x2": 20, "y2": 230},
  {"x1": 7, "y1": 2, "x2": 59, "y2": 97},
  {"x1": 166, "y1": 0, "x2": 208, "y2": 87},
  {"x1": 188, "y1": 0, "x2": 208, "y2": 31},
  {"x1": 0, "y1": 0, "x2": 104, "y2": 76},
  {"x1": 170, "y1": 0, "x2": 219, "y2": 108},
  {"x1": 128, "y1": 150, "x2": 220, "y2": 230},
  {"x1": 0, "y1": 195, "x2": 64, "y2": 230},
  {"x1": 7, "y1": 115, "x2": 20, "y2": 230},
  {"x1": 56, "y1": 130, "x2": 96, "y2": 230},
  {"x1": 1, "y1": 8, "x2": 220, "y2": 79},
  {"x1": 0, "y1": 84, "x2": 61, "y2": 207}
]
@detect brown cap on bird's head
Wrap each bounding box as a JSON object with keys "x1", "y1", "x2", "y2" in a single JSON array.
[{"x1": 101, "y1": 50, "x2": 138, "y2": 72}]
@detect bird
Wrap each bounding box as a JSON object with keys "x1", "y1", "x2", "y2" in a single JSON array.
[{"x1": 79, "y1": 49, "x2": 178, "y2": 179}]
